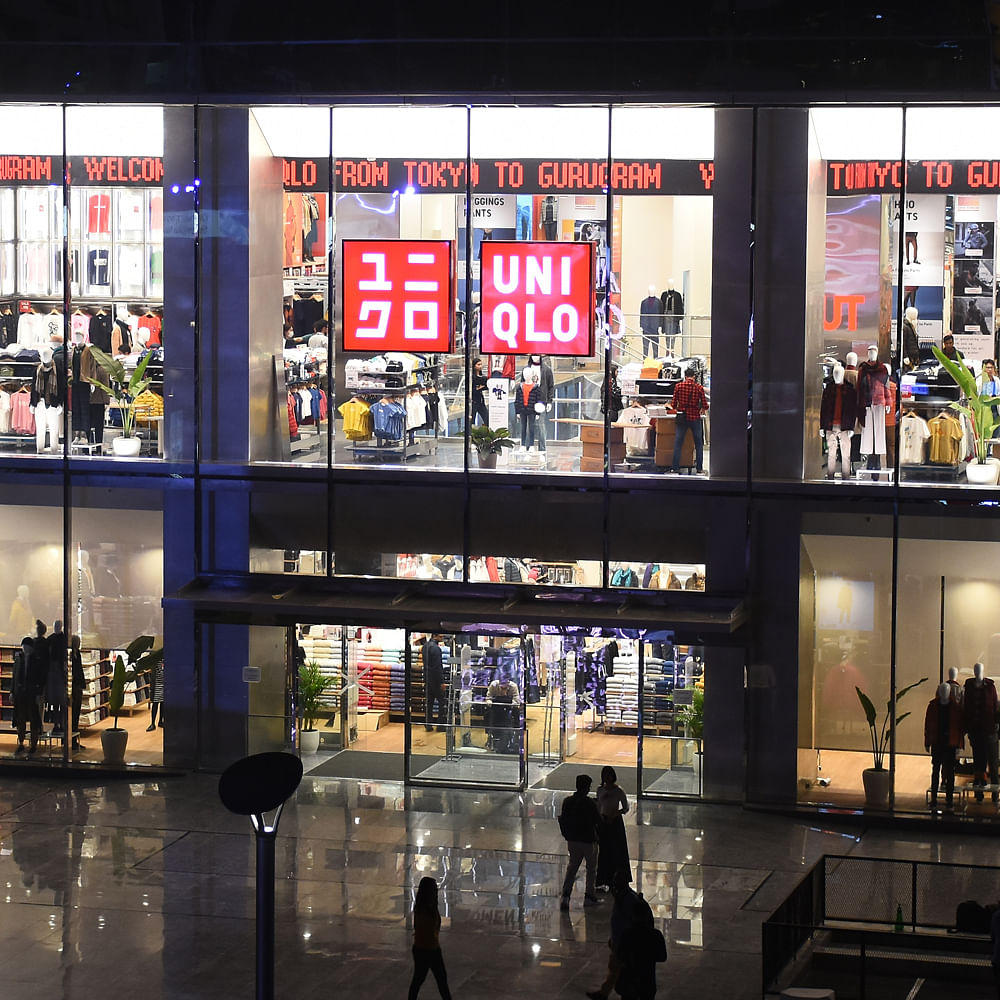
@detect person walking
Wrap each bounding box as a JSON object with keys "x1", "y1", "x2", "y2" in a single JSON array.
[
  {"x1": 615, "y1": 897, "x2": 667, "y2": 1000},
  {"x1": 559, "y1": 773, "x2": 601, "y2": 910},
  {"x1": 587, "y1": 870, "x2": 640, "y2": 1000},
  {"x1": 422, "y1": 635, "x2": 446, "y2": 733},
  {"x1": 596, "y1": 765, "x2": 632, "y2": 889},
  {"x1": 408, "y1": 876, "x2": 452, "y2": 1000}
]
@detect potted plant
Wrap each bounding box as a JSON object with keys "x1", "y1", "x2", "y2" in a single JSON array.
[
  {"x1": 298, "y1": 661, "x2": 332, "y2": 753},
  {"x1": 469, "y1": 425, "x2": 516, "y2": 469},
  {"x1": 930, "y1": 345, "x2": 1000, "y2": 485},
  {"x1": 82, "y1": 347, "x2": 155, "y2": 457},
  {"x1": 855, "y1": 677, "x2": 926, "y2": 808},
  {"x1": 680, "y1": 685, "x2": 704, "y2": 741},
  {"x1": 102, "y1": 635, "x2": 163, "y2": 764}
]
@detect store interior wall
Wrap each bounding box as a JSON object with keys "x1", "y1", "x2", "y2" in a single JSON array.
[
  {"x1": 198, "y1": 622, "x2": 251, "y2": 769},
  {"x1": 798, "y1": 538, "x2": 816, "y2": 750},
  {"x1": 248, "y1": 111, "x2": 287, "y2": 463},
  {"x1": 800, "y1": 529, "x2": 894, "y2": 755},
  {"x1": 702, "y1": 644, "x2": 745, "y2": 802},
  {"x1": 671, "y1": 197, "x2": 714, "y2": 325},
  {"x1": 620, "y1": 197, "x2": 673, "y2": 325}
]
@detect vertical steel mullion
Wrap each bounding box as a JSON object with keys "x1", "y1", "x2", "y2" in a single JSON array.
[
  {"x1": 326, "y1": 105, "x2": 335, "y2": 577},
  {"x1": 888, "y1": 108, "x2": 908, "y2": 811},
  {"x1": 462, "y1": 104, "x2": 473, "y2": 584},
  {"x1": 601, "y1": 104, "x2": 613, "y2": 590},
  {"x1": 60, "y1": 103, "x2": 73, "y2": 763}
]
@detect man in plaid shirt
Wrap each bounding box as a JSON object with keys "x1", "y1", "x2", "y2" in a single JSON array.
[{"x1": 670, "y1": 367, "x2": 708, "y2": 473}]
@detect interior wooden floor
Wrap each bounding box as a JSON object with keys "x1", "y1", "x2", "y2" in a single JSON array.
[
  {"x1": 797, "y1": 747, "x2": 997, "y2": 814},
  {"x1": 1, "y1": 702, "x2": 164, "y2": 765}
]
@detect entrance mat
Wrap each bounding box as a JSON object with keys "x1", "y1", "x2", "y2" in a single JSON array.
[
  {"x1": 307, "y1": 750, "x2": 405, "y2": 781},
  {"x1": 530, "y1": 763, "x2": 663, "y2": 795}
]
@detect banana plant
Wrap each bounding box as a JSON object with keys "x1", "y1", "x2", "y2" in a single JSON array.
[
  {"x1": 931, "y1": 345, "x2": 1000, "y2": 465},
  {"x1": 856, "y1": 677, "x2": 927, "y2": 771}
]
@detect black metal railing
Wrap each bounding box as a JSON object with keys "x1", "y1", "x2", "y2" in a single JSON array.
[{"x1": 762, "y1": 854, "x2": 1000, "y2": 996}]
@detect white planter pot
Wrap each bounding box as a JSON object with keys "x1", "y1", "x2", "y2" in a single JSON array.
[
  {"x1": 966, "y1": 458, "x2": 1000, "y2": 486},
  {"x1": 112, "y1": 435, "x2": 141, "y2": 458},
  {"x1": 101, "y1": 727, "x2": 129, "y2": 764},
  {"x1": 300, "y1": 728, "x2": 320, "y2": 753},
  {"x1": 862, "y1": 767, "x2": 890, "y2": 809}
]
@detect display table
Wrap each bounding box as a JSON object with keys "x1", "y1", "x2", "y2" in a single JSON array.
[
  {"x1": 652, "y1": 414, "x2": 701, "y2": 470},
  {"x1": 356, "y1": 709, "x2": 388, "y2": 731}
]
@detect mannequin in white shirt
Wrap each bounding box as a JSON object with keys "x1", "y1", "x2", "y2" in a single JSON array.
[{"x1": 858, "y1": 345, "x2": 891, "y2": 476}]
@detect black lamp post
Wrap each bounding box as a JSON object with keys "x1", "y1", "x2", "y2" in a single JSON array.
[{"x1": 219, "y1": 751, "x2": 303, "y2": 1000}]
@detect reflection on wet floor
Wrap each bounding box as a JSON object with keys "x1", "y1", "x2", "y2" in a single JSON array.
[{"x1": 0, "y1": 773, "x2": 993, "y2": 999}]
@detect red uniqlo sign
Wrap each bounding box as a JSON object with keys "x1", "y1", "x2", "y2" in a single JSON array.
[
  {"x1": 480, "y1": 241, "x2": 594, "y2": 356},
  {"x1": 342, "y1": 240, "x2": 454, "y2": 352}
]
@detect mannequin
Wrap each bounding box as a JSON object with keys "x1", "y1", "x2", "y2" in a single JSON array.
[
  {"x1": 79, "y1": 343, "x2": 110, "y2": 445},
  {"x1": 112, "y1": 306, "x2": 132, "y2": 356},
  {"x1": 902, "y1": 306, "x2": 919, "y2": 372},
  {"x1": 659, "y1": 279, "x2": 684, "y2": 353},
  {"x1": 639, "y1": 283, "x2": 661, "y2": 358},
  {"x1": 856, "y1": 345, "x2": 890, "y2": 477},
  {"x1": 31, "y1": 345, "x2": 64, "y2": 453},
  {"x1": 7, "y1": 584, "x2": 33, "y2": 641},
  {"x1": 820, "y1": 363, "x2": 857, "y2": 479},
  {"x1": 948, "y1": 666, "x2": 963, "y2": 705},
  {"x1": 147, "y1": 658, "x2": 164, "y2": 731},
  {"x1": 47, "y1": 619, "x2": 67, "y2": 736},
  {"x1": 843, "y1": 351, "x2": 859, "y2": 388},
  {"x1": 924, "y1": 681, "x2": 963, "y2": 813},
  {"x1": 964, "y1": 662, "x2": 999, "y2": 804},
  {"x1": 515, "y1": 355, "x2": 553, "y2": 454}
]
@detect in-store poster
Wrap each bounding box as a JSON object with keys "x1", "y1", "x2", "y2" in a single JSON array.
[
  {"x1": 824, "y1": 195, "x2": 882, "y2": 356},
  {"x1": 952, "y1": 196, "x2": 996, "y2": 358},
  {"x1": 888, "y1": 195, "x2": 945, "y2": 345}
]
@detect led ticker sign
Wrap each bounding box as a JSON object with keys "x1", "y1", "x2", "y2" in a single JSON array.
[
  {"x1": 0, "y1": 155, "x2": 164, "y2": 185},
  {"x1": 480, "y1": 241, "x2": 594, "y2": 357},
  {"x1": 342, "y1": 240, "x2": 454, "y2": 353},
  {"x1": 283, "y1": 157, "x2": 714, "y2": 195},
  {"x1": 828, "y1": 159, "x2": 1000, "y2": 196}
]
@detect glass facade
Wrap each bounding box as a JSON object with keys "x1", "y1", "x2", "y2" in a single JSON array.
[{"x1": 6, "y1": 95, "x2": 1000, "y2": 818}]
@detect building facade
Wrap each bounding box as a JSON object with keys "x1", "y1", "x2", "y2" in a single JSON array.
[{"x1": 3, "y1": 93, "x2": 1000, "y2": 815}]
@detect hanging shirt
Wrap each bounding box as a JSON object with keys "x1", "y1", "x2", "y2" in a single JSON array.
[
  {"x1": 117, "y1": 190, "x2": 145, "y2": 239},
  {"x1": 87, "y1": 192, "x2": 111, "y2": 235},
  {"x1": 138, "y1": 313, "x2": 162, "y2": 347},
  {"x1": 21, "y1": 189, "x2": 49, "y2": 238},
  {"x1": 87, "y1": 249, "x2": 110, "y2": 287},
  {"x1": 338, "y1": 397, "x2": 372, "y2": 440},
  {"x1": 10, "y1": 391, "x2": 34, "y2": 434},
  {"x1": 899, "y1": 413, "x2": 930, "y2": 465},
  {"x1": 927, "y1": 413, "x2": 964, "y2": 464}
]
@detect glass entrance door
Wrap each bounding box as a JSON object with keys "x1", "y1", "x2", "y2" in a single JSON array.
[
  {"x1": 406, "y1": 630, "x2": 526, "y2": 789},
  {"x1": 640, "y1": 638, "x2": 703, "y2": 797}
]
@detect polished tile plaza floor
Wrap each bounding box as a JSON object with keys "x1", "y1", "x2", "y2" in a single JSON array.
[{"x1": 0, "y1": 771, "x2": 996, "y2": 999}]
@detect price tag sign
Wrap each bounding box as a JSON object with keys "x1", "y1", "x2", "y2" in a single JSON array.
[
  {"x1": 480, "y1": 241, "x2": 594, "y2": 356},
  {"x1": 342, "y1": 239, "x2": 454, "y2": 352}
]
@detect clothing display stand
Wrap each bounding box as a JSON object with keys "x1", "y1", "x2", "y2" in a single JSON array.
[
  {"x1": 444, "y1": 652, "x2": 462, "y2": 761},
  {"x1": 539, "y1": 681, "x2": 559, "y2": 767}
]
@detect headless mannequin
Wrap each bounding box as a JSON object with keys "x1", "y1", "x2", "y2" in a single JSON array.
[
  {"x1": 820, "y1": 363, "x2": 856, "y2": 479},
  {"x1": 640, "y1": 283, "x2": 661, "y2": 358},
  {"x1": 147, "y1": 660, "x2": 164, "y2": 731},
  {"x1": 857, "y1": 345, "x2": 890, "y2": 476},
  {"x1": 660, "y1": 278, "x2": 683, "y2": 353},
  {"x1": 964, "y1": 662, "x2": 1000, "y2": 803},
  {"x1": 925, "y1": 681, "x2": 961, "y2": 812}
]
